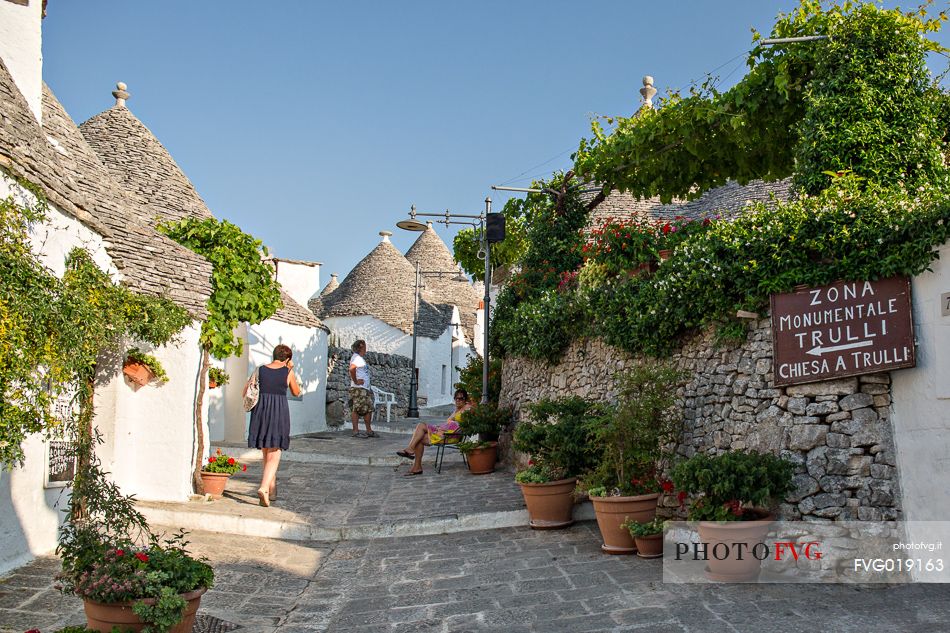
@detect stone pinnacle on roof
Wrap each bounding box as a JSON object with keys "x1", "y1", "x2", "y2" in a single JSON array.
[
  {"x1": 112, "y1": 82, "x2": 129, "y2": 107},
  {"x1": 640, "y1": 75, "x2": 657, "y2": 110},
  {"x1": 320, "y1": 273, "x2": 339, "y2": 298},
  {"x1": 405, "y1": 223, "x2": 480, "y2": 345},
  {"x1": 379, "y1": 230, "x2": 393, "y2": 242},
  {"x1": 80, "y1": 89, "x2": 214, "y2": 223}
]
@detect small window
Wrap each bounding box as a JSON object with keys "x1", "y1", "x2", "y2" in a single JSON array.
[{"x1": 441, "y1": 365, "x2": 447, "y2": 394}]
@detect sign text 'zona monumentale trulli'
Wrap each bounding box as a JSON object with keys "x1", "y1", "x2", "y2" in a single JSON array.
[{"x1": 770, "y1": 277, "x2": 915, "y2": 387}]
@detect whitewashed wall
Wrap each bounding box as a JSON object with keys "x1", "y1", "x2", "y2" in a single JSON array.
[
  {"x1": 0, "y1": 0, "x2": 42, "y2": 122},
  {"x1": 210, "y1": 319, "x2": 328, "y2": 443},
  {"x1": 0, "y1": 432, "x2": 71, "y2": 574},
  {"x1": 273, "y1": 260, "x2": 321, "y2": 309},
  {"x1": 95, "y1": 325, "x2": 208, "y2": 502},
  {"x1": 891, "y1": 243, "x2": 950, "y2": 543},
  {"x1": 323, "y1": 314, "x2": 474, "y2": 408}
]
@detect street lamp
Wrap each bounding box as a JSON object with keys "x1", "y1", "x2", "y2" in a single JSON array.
[
  {"x1": 397, "y1": 198, "x2": 502, "y2": 407},
  {"x1": 404, "y1": 261, "x2": 468, "y2": 418}
]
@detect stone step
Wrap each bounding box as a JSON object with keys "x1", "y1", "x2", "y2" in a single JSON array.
[{"x1": 140, "y1": 501, "x2": 596, "y2": 543}]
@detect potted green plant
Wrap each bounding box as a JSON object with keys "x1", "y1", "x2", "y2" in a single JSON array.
[
  {"x1": 61, "y1": 533, "x2": 213, "y2": 633},
  {"x1": 512, "y1": 397, "x2": 601, "y2": 529},
  {"x1": 122, "y1": 348, "x2": 168, "y2": 386},
  {"x1": 200, "y1": 448, "x2": 247, "y2": 497},
  {"x1": 670, "y1": 450, "x2": 795, "y2": 581},
  {"x1": 583, "y1": 362, "x2": 684, "y2": 554},
  {"x1": 208, "y1": 367, "x2": 229, "y2": 389},
  {"x1": 457, "y1": 440, "x2": 498, "y2": 475},
  {"x1": 622, "y1": 517, "x2": 665, "y2": 559},
  {"x1": 58, "y1": 475, "x2": 214, "y2": 633},
  {"x1": 457, "y1": 401, "x2": 511, "y2": 442}
]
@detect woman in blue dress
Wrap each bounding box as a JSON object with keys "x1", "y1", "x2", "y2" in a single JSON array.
[{"x1": 245, "y1": 344, "x2": 301, "y2": 506}]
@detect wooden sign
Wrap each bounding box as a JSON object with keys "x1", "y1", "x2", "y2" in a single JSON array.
[{"x1": 770, "y1": 277, "x2": 915, "y2": 387}]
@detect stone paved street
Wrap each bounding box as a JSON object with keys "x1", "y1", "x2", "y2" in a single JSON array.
[
  {"x1": 2, "y1": 425, "x2": 950, "y2": 633},
  {"x1": 4, "y1": 525, "x2": 950, "y2": 633}
]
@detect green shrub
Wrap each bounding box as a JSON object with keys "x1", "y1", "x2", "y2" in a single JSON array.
[
  {"x1": 454, "y1": 355, "x2": 501, "y2": 403},
  {"x1": 670, "y1": 450, "x2": 796, "y2": 521},
  {"x1": 622, "y1": 517, "x2": 665, "y2": 537},
  {"x1": 583, "y1": 363, "x2": 685, "y2": 496},
  {"x1": 457, "y1": 402, "x2": 512, "y2": 438},
  {"x1": 512, "y1": 397, "x2": 602, "y2": 483}
]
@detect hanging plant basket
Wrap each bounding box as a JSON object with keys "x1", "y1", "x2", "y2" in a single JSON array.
[{"x1": 122, "y1": 361, "x2": 154, "y2": 387}]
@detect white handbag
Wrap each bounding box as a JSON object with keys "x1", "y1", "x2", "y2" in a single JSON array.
[{"x1": 242, "y1": 368, "x2": 260, "y2": 412}]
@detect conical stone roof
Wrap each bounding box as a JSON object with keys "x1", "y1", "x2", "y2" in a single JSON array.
[
  {"x1": 319, "y1": 236, "x2": 452, "y2": 339},
  {"x1": 308, "y1": 273, "x2": 339, "y2": 315},
  {"x1": 41, "y1": 84, "x2": 213, "y2": 318},
  {"x1": 405, "y1": 224, "x2": 479, "y2": 344},
  {"x1": 77, "y1": 85, "x2": 322, "y2": 330},
  {"x1": 79, "y1": 96, "x2": 213, "y2": 224}
]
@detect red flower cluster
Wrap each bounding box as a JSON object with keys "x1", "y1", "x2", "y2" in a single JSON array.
[
  {"x1": 135, "y1": 552, "x2": 149, "y2": 563},
  {"x1": 115, "y1": 549, "x2": 125, "y2": 557},
  {"x1": 202, "y1": 448, "x2": 244, "y2": 474}
]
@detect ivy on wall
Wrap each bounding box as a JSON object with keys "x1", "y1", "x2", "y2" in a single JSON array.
[
  {"x1": 490, "y1": 1, "x2": 950, "y2": 363},
  {"x1": 0, "y1": 178, "x2": 190, "y2": 467}
]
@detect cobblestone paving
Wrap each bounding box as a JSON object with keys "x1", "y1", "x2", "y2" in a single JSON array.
[
  {"x1": 280, "y1": 524, "x2": 950, "y2": 633},
  {"x1": 147, "y1": 450, "x2": 524, "y2": 531},
  {"x1": 0, "y1": 530, "x2": 329, "y2": 633},
  {"x1": 4, "y1": 520, "x2": 950, "y2": 633}
]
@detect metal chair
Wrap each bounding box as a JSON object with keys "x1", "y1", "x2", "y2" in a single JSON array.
[{"x1": 432, "y1": 429, "x2": 467, "y2": 473}]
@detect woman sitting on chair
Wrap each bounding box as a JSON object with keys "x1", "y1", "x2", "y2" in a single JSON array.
[{"x1": 397, "y1": 388, "x2": 472, "y2": 476}]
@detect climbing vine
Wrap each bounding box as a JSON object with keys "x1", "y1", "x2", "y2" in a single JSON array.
[
  {"x1": 159, "y1": 218, "x2": 282, "y2": 359},
  {"x1": 491, "y1": 1, "x2": 950, "y2": 363},
  {"x1": 0, "y1": 177, "x2": 190, "y2": 467},
  {"x1": 573, "y1": 1, "x2": 948, "y2": 202}
]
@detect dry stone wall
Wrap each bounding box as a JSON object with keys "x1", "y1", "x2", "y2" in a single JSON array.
[
  {"x1": 326, "y1": 346, "x2": 412, "y2": 424},
  {"x1": 500, "y1": 319, "x2": 900, "y2": 522}
]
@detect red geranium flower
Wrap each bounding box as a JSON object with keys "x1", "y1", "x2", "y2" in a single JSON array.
[
  {"x1": 677, "y1": 491, "x2": 687, "y2": 507},
  {"x1": 208, "y1": 456, "x2": 216, "y2": 463},
  {"x1": 115, "y1": 549, "x2": 124, "y2": 556},
  {"x1": 242, "y1": 464, "x2": 247, "y2": 472},
  {"x1": 135, "y1": 552, "x2": 149, "y2": 563},
  {"x1": 227, "y1": 458, "x2": 235, "y2": 465},
  {"x1": 661, "y1": 480, "x2": 674, "y2": 493}
]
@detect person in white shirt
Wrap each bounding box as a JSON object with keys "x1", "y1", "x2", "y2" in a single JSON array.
[{"x1": 348, "y1": 339, "x2": 378, "y2": 438}]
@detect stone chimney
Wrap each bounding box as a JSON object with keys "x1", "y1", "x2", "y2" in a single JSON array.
[{"x1": 380, "y1": 230, "x2": 393, "y2": 243}]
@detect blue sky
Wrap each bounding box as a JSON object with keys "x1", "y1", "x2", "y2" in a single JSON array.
[{"x1": 42, "y1": 2, "x2": 950, "y2": 286}]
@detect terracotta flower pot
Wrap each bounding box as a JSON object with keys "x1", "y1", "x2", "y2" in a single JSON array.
[
  {"x1": 199, "y1": 471, "x2": 231, "y2": 498},
  {"x1": 209, "y1": 380, "x2": 218, "y2": 389},
  {"x1": 591, "y1": 493, "x2": 659, "y2": 555},
  {"x1": 122, "y1": 361, "x2": 153, "y2": 387},
  {"x1": 84, "y1": 587, "x2": 206, "y2": 633},
  {"x1": 466, "y1": 442, "x2": 498, "y2": 475},
  {"x1": 518, "y1": 477, "x2": 577, "y2": 530},
  {"x1": 658, "y1": 249, "x2": 673, "y2": 262},
  {"x1": 697, "y1": 511, "x2": 774, "y2": 582},
  {"x1": 635, "y1": 533, "x2": 664, "y2": 559}
]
